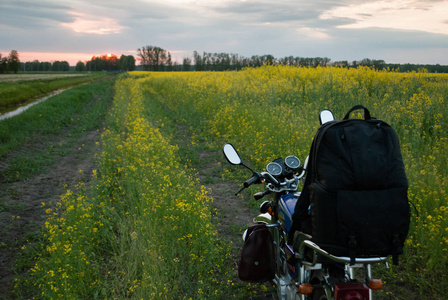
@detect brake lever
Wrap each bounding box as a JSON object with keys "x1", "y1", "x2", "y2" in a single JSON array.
[{"x1": 235, "y1": 186, "x2": 246, "y2": 196}]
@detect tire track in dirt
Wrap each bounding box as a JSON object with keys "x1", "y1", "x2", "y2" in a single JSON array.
[
  {"x1": 0, "y1": 131, "x2": 101, "y2": 298},
  {"x1": 196, "y1": 151, "x2": 255, "y2": 258},
  {"x1": 195, "y1": 150, "x2": 274, "y2": 299}
]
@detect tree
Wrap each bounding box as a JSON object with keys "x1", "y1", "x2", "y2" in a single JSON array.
[
  {"x1": 166, "y1": 53, "x2": 173, "y2": 71},
  {"x1": 0, "y1": 53, "x2": 7, "y2": 74},
  {"x1": 76, "y1": 61, "x2": 86, "y2": 72},
  {"x1": 359, "y1": 58, "x2": 372, "y2": 67},
  {"x1": 372, "y1": 59, "x2": 386, "y2": 70},
  {"x1": 261, "y1": 54, "x2": 275, "y2": 65},
  {"x1": 8, "y1": 50, "x2": 20, "y2": 73},
  {"x1": 334, "y1": 60, "x2": 349, "y2": 68},
  {"x1": 86, "y1": 54, "x2": 128, "y2": 71},
  {"x1": 105, "y1": 54, "x2": 118, "y2": 70},
  {"x1": 182, "y1": 57, "x2": 192, "y2": 71},
  {"x1": 231, "y1": 53, "x2": 242, "y2": 70},
  {"x1": 52, "y1": 60, "x2": 70, "y2": 71},
  {"x1": 119, "y1": 55, "x2": 136, "y2": 71},
  {"x1": 252, "y1": 55, "x2": 266, "y2": 67},
  {"x1": 137, "y1": 46, "x2": 171, "y2": 71},
  {"x1": 23, "y1": 60, "x2": 52, "y2": 71},
  {"x1": 280, "y1": 56, "x2": 296, "y2": 66},
  {"x1": 193, "y1": 51, "x2": 204, "y2": 71}
]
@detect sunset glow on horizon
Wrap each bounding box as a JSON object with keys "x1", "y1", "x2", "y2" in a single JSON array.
[{"x1": 12, "y1": 52, "x2": 129, "y2": 66}]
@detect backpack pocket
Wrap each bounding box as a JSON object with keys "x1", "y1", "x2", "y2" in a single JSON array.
[{"x1": 337, "y1": 187, "x2": 410, "y2": 260}]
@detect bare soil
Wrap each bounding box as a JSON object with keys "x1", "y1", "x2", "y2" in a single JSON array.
[
  {"x1": 197, "y1": 150, "x2": 258, "y2": 260},
  {"x1": 197, "y1": 150, "x2": 274, "y2": 299}
]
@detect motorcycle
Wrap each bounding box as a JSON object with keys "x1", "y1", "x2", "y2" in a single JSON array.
[{"x1": 222, "y1": 110, "x2": 388, "y2": 300}]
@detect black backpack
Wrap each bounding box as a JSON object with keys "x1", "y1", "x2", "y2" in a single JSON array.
[{"x1": 299, "y1": 105, "x2": 410, "y2": 265}]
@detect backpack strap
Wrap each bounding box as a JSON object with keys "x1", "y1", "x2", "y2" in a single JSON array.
[
  {"x1": 343, "y1": 105, "x2": 371, "y2": 120},
  {"x1": 349, "y1": 234, "x2": 357, "y2": 266},
  {"x1": 392, "y1": 234, "x2": 401, "y2": 265}
]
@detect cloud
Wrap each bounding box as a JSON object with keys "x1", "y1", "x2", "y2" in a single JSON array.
[
  {"x1": 61, "y1": 12, "x2": 127, "y2": 35},
  {"x1": 0, "y1": 0, "x2": 71, "y2": 29},
  {"x1": 296, "y1": 27, "x2": 331, "y2": 40},
  {"x1": 321, "y1": 0, "x2": 448, "y2": 35}
]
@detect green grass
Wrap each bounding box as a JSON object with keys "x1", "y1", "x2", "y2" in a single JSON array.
[
  {"x1": 0, "y1": 72, "x2": 109, "y2": 111},
  {"x1": 0, "y1": 76, "x2": 115, "y2": 180}
]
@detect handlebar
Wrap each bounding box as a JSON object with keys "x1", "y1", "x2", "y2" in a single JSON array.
[
  {"x1": 235, "y1": 172, "x2": 263, "y2": 195},
  {"x1": 298, "y1": 240, "x2": 388, "y2": 266},
  {"x1": 244, "y1": 173, "x2": 261, "y2": 187},
  {"x1": 236, "y1": 169, "x2": 302, "y2": 196}
]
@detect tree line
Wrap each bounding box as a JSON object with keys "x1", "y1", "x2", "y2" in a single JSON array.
[
  {"x1": 23, "y1": 60, "x2": 70, "y2": 72},
  {"x1": 2, "y1": 48, "x2": 448, "y2": 73},
  {"x1": 136, "y1": 45, "x2": 448, "y2": 73},
  {"x1": 82, "y1": 54, "x2": 136, "y2": 72},
  {"x1": 22, "y1": 54, "x2": 136, "y2": 72},
  {"x1": 0, "y1": 50, "x2": 136, "y2": 73},
  {"x1": 135, "y1": 46, "x2": 335, "y2": 72}
]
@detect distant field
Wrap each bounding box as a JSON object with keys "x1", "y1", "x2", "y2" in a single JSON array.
[
  {"x1": 0, "y1": 72, "x2": 110, "y2": 112},
  {"x1": 0, "y1": 73, "x2": 89, "y2": 83}
]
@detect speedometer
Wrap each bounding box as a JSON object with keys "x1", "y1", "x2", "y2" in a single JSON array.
[
  {"x1": 266, "y1": 162, "x2": 282, "y2": 176},
  {"x1": 285, "y1": 156, "x2": 301, "y2": 170}
]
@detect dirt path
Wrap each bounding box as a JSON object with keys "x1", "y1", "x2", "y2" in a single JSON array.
[
  {"x1": 0, "y1": 130, "x2": 101, "y2": 298},
  {"x1": 196, "y1": 151, "x2": 257, "y2": 259},
  {"x1": 195, "y1": 150, "x2": 274, "y2": 299}
]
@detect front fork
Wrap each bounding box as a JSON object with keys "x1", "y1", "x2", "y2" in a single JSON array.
[
  {"x1": 271, "y1": 225, "x2": 298, "y2": 300},
  {"x1": 255, "y1": 216, "x2": 296, "y2": 300}
]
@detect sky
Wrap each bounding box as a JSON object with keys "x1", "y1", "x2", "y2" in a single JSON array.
[{"x1": 1, "y1": 0, "x2": 448, "y2": 66}]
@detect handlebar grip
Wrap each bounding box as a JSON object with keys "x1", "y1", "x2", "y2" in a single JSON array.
[{"x1": 244, "y1": 175, "x2": 259, "y2": 188}]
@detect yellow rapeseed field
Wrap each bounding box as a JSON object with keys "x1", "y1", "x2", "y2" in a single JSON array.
[
  {"x1": 21, "y1": 66, "x2": 448, "y2": 299},
  {"x1": 137, "y1": 66, "x2": 448, "y2": 297}
]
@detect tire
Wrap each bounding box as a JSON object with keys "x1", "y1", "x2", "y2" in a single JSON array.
[{"x1": 311, "y1": 288, "x2": 327, "y2": 300}]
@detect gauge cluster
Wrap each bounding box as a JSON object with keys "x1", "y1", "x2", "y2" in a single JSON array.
[{"x1": 266, "y1": 156, "x2": 301, "y2": 177}]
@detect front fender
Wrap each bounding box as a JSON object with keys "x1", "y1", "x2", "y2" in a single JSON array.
[
  {"x1": 253, "y1": 212, "x2": 273, "y2": 224},
  {"x1": 242, "y1": 213, "x2": 273, "y2": 241}
]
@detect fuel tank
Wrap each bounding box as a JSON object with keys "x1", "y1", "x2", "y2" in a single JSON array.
[{"x1": 278, "y1": 192, "x2": 300, "y2": 233}]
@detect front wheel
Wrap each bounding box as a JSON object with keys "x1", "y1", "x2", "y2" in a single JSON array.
[
  {"x1": 308, "y1": 270, "x2": 330, "y2": 300},
  {"x1": 311, "y1": 288, "x2": 327, "y2": 300}
]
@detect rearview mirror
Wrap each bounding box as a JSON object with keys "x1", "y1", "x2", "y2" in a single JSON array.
[
  {"x1": 319, "y1": 109, "x2": 335, "y2": 125},
  {"x1": 223, "y1": 143, "x2": 242, "y2": 165}
]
